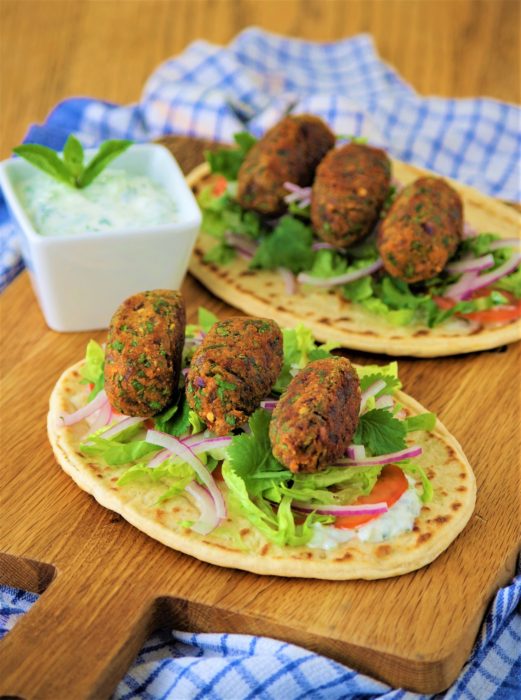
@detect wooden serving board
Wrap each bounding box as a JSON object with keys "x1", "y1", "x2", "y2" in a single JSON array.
[{"x1": 0, "y1": 138, "x2": 519, "y2": 699}]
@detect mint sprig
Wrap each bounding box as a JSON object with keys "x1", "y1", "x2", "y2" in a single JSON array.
[{"x1": 13, "y1": 135, "x2": 132, "y2": 189}]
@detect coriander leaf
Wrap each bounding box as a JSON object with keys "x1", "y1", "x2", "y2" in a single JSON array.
[
  {"x1": 203, "y1": 242, "x2": 236, "y2": 265},
  {"x1": 78, "y1": 139, "x2": 133, "y2": 187},
  {"x1": 250, "y1": 216, "x2": 314, "y2": 274},
  {"x1": 63, "y1": 135, "x2": 85, "y2": 179},
  {"x1": 404, "y1": 413, "x2": 437, "y2": 432},
  {"x1": 205, "y1": 132, "x2": 257, "y2": 180},
  {"x1": 360, "y1": 372, "x2": 401, "y2": 396},
  {"x1": 227, "y1": 409, "x2": 281, "y2": 478},
  {"x1": 353, "y1": 409, "x2": 406, "y2": 455},
  {"x1": 13, "y1": 144, "x2": 75, "y2": 186}
]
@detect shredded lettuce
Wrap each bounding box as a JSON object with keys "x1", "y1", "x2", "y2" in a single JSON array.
[
  {"x1": 79, "y1": 340, "x2": 105, "y2": 399},
  {"x1": 274, "y1": 324, "x2": 339, "y2": 393}
]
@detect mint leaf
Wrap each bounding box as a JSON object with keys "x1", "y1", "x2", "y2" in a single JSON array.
[
  {"x1": 78, "y1": 139, "x2": 132, "y2": 187},
  {"x1": 63, "y1": 135, "x2": 85, "y2": 179},
  {"x1": 250, "y1": 216, "x2": 314, "y2": 274},
  {"x1": 353, "y1": 409, "x2": 407, "y2": 455},
  {"x1": 13, "y1": 144, "x2": 75, "y2": 186}
]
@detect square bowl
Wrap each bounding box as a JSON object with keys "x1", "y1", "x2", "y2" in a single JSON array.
[{"x1": 0, "y1": 143, "x2": 202, "y2": 331}]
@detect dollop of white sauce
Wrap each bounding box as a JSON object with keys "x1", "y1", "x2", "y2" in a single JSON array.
[
  {"x1": 308, "y1": 480, "x2": 422, "y2": 551},
  {"x1": 17, "y1": 169, "x2": 178, "y2": 236}
]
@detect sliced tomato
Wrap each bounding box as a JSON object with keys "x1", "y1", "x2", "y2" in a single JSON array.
[
  {"x1": 433, "y1": 288, "x2": 521, "y2": 326},
  {"x1": 212, "y1": 175, "x2": 228, "y2": 197},
  {"x1": 334, "y1": 464, "x2": 408, "y2": 529}
]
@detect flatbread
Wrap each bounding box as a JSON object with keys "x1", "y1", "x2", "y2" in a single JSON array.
[
  {"x1": 186, "y1": 161, "x2": 521, "y2": 357},
  {"x1": 48, "y1": 360, "x2": 476, "y2": 580}
]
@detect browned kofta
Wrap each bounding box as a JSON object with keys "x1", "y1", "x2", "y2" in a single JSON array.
[
  {"x1": 311, "y1": 143, "x2": 391, "y2": 248},
  {"x1": 237, "y1": 114, "x2": 335, "y2": 216},
  {"x1": 269, "y1": 357, "x2": 361, "y2": 474},
  {"x1": 104, "y1": 290, "x2": 186, "y2": 417},
  {"x1": 377, "y1": 177, "x2": 463, "y2": 282},
  {"x1": 186, "y1": 317, "x2": 283, "y2": 436}
]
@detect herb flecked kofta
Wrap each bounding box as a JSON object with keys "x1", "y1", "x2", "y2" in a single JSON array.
[
  {"x1": 311, "y1": 142, "x2": 391, "y2": 248},
  {"x1": 237, "y1": 114, "x2": 335, "y2": 216},
  {"x1": 104, "y1": 290, "x2": 186, "y2": 417},
  {"x1": 377, "y1": 177, "x2": 463, "y2": 282},
  {"x1": 269, "y1": 357, "x2": 361, "y2": 473},
  {"x1": 186, "y1": 317, "x2": 283, "y2": 435}
]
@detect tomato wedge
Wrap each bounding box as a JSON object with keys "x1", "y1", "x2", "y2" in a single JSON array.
[
  {"x1": 433, "y1": 288, "x2": 521, "y2": 326},
  {"x1": 334, "y1": 464, "x2": 408, "y2": 529},
  {"x1": 212, "y1": 175, "x2": 228, "y2": 197}
]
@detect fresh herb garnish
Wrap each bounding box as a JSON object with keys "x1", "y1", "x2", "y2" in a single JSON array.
[
  {"x1": 13, "y1": 135, "x2": 132, "y2": 189},
  {"x1": 205, "y1": 132, "x2": 257, "y2": 181}
]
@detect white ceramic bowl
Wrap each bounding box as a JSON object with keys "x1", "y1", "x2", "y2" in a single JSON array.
[{"x1": 0, "y1": 143, "x2": 202, "y2": 331}]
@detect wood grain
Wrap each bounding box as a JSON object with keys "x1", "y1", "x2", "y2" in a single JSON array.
[
  {"x1": 0, "y1": 138, "x2": 519, "y2": 699},
  {"x1": 1, "y1": 0, "x2": 520, "y2": 158}
]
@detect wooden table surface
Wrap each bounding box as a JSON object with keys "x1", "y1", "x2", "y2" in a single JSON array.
[
  {"x1": 1, "y1": 1, "x2": 520, "y2": 697},
  {"x1": 1, "y1": 0, "x2": 520, "y2": 158}
]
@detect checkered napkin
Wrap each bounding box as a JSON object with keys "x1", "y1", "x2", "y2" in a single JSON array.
[
  {"x1": 1, "y1": 563, "x2": 520, "y2": 699},
  {"x1": 1, "y1": 27, "x2": 520, "y2": 699},
  {"x1": 1, "y1": 28, "x2": 520, "y2": 291}
]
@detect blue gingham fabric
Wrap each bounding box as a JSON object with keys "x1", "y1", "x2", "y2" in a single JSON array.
[
  {"x1": 1, "y1": 28, "x2": 520, "y2": 291},
  {"x1": 1, "y1": 27, "x2": 520, "y2": 699},
  {"x1": 1, "y1": 563, "x2": 520, "y2": 699}
]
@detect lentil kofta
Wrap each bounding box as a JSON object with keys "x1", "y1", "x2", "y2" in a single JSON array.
[
  {"x1": 104, "y1": 290, "x2": 186, "y2": 417},
  {"x1": 186, "y1": 317, "x2": 283, "y2": 435},
  {"x1": 269, "y1": 357, "x2": 361, "y2": 473},
  {"x1": 377, "y1": 176, "x2": 463, "y2": 282},
  {"x1": 311, "y1": 143, "x2": 391, "y2": 247},
  {"x1": 237, "y1": 114, "x2": 335, "y2": 216}
]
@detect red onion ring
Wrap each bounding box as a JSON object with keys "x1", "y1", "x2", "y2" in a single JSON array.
[
  {"x1": 360, "y1": 379, "x2": 387, "y2": 413},
  {"x1": 146, "y1": 430, "x2": 226, "y2": 521},
  {"x1": 297, "y1": 258, "x2": 383, "y2": 288},
  {"x1": 59, "y1": 389, "x2": 109, "y2": 426},
  {"x1": 185, "y1": 482, "x2": 221, "y2": 535},
  {"x1": 445, "y1": 254, "x2": 495, "y2": 275},
  {"x1": 278, "y1": 267, "x2": 296, "y2": 295},
  {"x1": 334, "y1": 444, "x2": 422, "y2": 467},
  {"x1": 445, "y1": 252, "x2": 521, "y2": 300}
]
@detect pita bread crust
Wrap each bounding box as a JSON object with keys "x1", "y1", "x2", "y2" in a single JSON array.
[
  {"x1": 186, "y1": 162, "x2": 521, "y2": 357},
  {"x1": 48, "y1": 361, "x2": 476, "y2": 580}
]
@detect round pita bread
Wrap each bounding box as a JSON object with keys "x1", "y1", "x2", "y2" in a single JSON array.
[
  {"x1": 48, "y1": 360, "x2": 476, "y2": 580},
  {"x1": 186, "y1": 161, "x2": 521, "y2": 357}
]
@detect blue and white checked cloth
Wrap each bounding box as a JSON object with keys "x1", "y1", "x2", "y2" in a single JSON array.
[
  {"x1": 1, "y1": 28, "x2": 520, "y2": 291},
  {"x1": 1, "y1": 564, "x2": 520, "y2": 699},
  {"x1": 1, "y1": 28, "x2": 520, "y2": 698}
]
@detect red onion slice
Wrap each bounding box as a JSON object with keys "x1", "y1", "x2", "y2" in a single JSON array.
[
  {"x1": 146, "y1": 430, "x2": 226, "y2": 521},
  {"x1": 260, "y1": 399, "x2": 278, "y2": 410},
  {"x1": 278, "y1": 267, "x2": 296, "y2": 295},
  {"x1": 293, "y1": 501, "x2": 388, "y2": 517},
  {"x1": 224, "y1": 232, "x2": 258, "y2": 259},
  {"x1": 487, "y1": 238, "x2": 521, "y2": 252},
  {"x1": 101, "y1": 416, "x2": 144, "y2": 440},
  {"x1": 445, "y1": 254, "x2": 495, "y2": 275},
  {"x1": 185, "y1": 482, "x2": 221, "y2": 535},
  {"x1": 347, "y1": 444, "x2": 366, "y2": 460},
  {"x1": 188, "y1": 436, "x2": 233, "y2": 454},
  {"x1": 334, "y1": 444, "x2": 422, "y2": 467},
  {"x1": 148, "y1": 448, "x2": 171, "y2": 468},
  {"x1": 312, "y1": 242, "x2": 339, "y2": 252},
  {"x1": 59, "y1": 389, "x2": 109, "y2": 427},
  {"x1": 86, "y1": 400, "x2": 113, "y2": 434},
  {"x1": 360, "y1": 379, "x2": 387, "y2": 413},
  {"x1": 463, "y1": 222, "x2": 478, "y2": 239},
  {"x1": 375, "y1": 394, "x2": 394, "y2": 410},
  {"x1": 445, "y1": 252, "x2": 521, "y2": 300},
  {"x1": 297, "y1": 258, "x2": 383, "y2": 288}
]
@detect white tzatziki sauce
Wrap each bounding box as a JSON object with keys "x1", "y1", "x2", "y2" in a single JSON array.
[
  {"x1": 16, "y1": 169, "x2": 178, "y2": 236},
  {"x1": 307, "y1": 479, "x2": 422, "y2": 551}
]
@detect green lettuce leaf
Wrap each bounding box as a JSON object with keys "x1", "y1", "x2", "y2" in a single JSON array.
[
  {"x1": 274, "y1": 324, "x2": 339, "y2": 393},
  {"x1": 205, "y1": 132, "x2": 257, "y2": 180},
  {"x1": 404, "y1": 413, "x2": 436, "y2": 433},
  {"x1": 79, "y1": 339, "x2": 105, "y2": 399}
]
